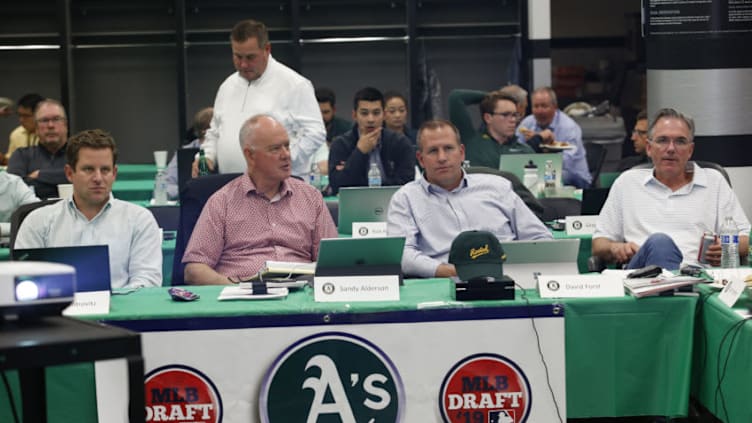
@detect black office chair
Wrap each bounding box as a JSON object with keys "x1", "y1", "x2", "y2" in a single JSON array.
[
  {"x1": 584, "y1": 142, "x2": 607, "y2": 188},
  {"x1": 177, "y1": 147, "x2": 200, "y2": 195},
  {"x1": 466, "y1": 166, "x2": 545, "y2": 222},
  {"x1": 9, "y1": 199, "x2": 62, "y2": 251},
  {"x1": 632, "y1": 160, "x2": 731, "y2": 187},
  {"x1": 539, "y1": 197, "x2": 582, "y2": 222},
  {"x1": 172, "y1": 173, "x2": 242, "y2": 285}
]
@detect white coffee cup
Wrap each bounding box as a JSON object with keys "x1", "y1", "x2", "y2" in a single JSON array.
[
  {"x1": 57, "y1": 183, "x2": 74, "y2": 198},
  {"x1": 153, "y1": 150, "x2": 168, "y2": 169}
]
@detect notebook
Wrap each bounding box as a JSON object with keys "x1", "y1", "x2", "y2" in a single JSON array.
[
  {"x1": 499, "y1": 153, "x2": 563, "y2": 187},
  {"x1": 338, "y1": 186, "x2": 400, "y2": 235},
  {"x1": 581, "y1": 187, "x2": 610, "y2": 215},
  {"x1": 12, "y1": 245, "x2": 112, "y2": 292},
  {"x1": 501, "y1": 239, "x2": 580, "y2": 289},
  {"x1": 315, "y1": 236, "x2": 405, "y2": 282}
]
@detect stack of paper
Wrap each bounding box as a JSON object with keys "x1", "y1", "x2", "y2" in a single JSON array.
[
  {"x1": 217, "y1": 286, "x2": 289, "y2": 301},
  {"x1": 623, "y1": 275, "x2": 705, "y2": 298}
]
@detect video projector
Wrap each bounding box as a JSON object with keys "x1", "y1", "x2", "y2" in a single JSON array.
[{"x1": 0, "y1": 261, "x2": 75, "y2": 319}]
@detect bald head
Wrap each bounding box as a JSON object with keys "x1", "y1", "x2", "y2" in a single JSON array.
[{"x1": 239, "y1": 114, "x2": 291, "y2": 185}]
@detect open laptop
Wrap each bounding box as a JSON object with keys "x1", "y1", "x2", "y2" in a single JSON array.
[
  {"x1": 338, "y1": 186, "x2": 400, "y2": 235},
  {"x1": 499, "y1": 153, "x2": 563, "y2": 187},
  {"x1": 316, "y1": 236, "x2": 405, "y2": 283},
  {"x1": 12, "y1": 245, "x2": 112, "y2": 292},
  {"x1": 581, "y1": 187, "x2": 610, "y2": 215},
  {"x1": 501, "y1": 239, "x2": 580, "y2": 289}
]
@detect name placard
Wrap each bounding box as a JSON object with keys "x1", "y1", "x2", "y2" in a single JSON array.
[
  {"x1": 718, "y1": 278, "x2": 746, "y2": 308},
  {"x1": 352, "y1": 222, "x2": 388, "y2": 238},
  {"x1": 538, "y1": 274, "x2": 624, "y2": 298},
  {"x1": 314, "y1": 275, "x2": 400, "y2": 302},
  {"x1": 565, "y1": 215, "x2": 599, "y2": 236},
  {"x1": 63, "y1": 290, "x2": 111, "y2": 316}
]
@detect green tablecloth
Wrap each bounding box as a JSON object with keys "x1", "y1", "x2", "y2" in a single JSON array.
[
  {"x1": 0, "y1": 279, "x2": 697, "y2": 421},
  {"x1": 116, "y1": 163, "x2": 157, "y2": 181},
  {"x1": 691, "y1": 284, "x2": 752, "y2": 422}
]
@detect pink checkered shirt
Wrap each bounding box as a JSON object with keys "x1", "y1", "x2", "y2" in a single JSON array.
[{"x1": 182, "y1": 174, "x2": 338, "y2": 278}]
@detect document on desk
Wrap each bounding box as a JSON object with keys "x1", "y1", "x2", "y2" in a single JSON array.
[
  {"x1": 218, "y1": 286, "x2": 288, "y2": 301},
  {"x1": 623, "y1": 275, "x2": 705, "y2": 298}
]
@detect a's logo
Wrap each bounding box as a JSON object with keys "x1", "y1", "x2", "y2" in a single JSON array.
[
  {"x1": 439, "y1": 354, "x2": 531, "y2": 423},
  {"x1": 260, "y1": 332, "x2": 404, "y2": 422},
  {"x1": 547, "y1": 280, "x2": 560, "y2": 291},
  {"x1": 144, "y1": 365, "x2": 222, "y2": 423},
  {"x1": 358, "y1": 227, "x2": 369, "y2": 236},
  {"x1": 470, "y1": 244, "x2": 490, "y2": 260},
  {"x1": 322, "y1": 282, "x2": 336, "y2": 294},
  {"x1": 572, "y1": 221, "x2": 582, "y2": 230}
]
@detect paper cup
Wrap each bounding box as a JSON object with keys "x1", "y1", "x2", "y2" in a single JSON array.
[
  {"x1": 153, "y1": 150, "x2": 168, "y2": 169},
  {"x1": 57, "y1": 183, "x2": 74, "y2": 198}
]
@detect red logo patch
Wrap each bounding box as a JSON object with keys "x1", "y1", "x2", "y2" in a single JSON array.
[
  {"x1": 439, "y1": 354, "x2": 531, "y2": 423},
  {"x1": 144, "y1": 365, "x2": 222, "y2": 423}
]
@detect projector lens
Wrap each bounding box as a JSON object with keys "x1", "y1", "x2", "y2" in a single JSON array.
[{"x1": 16, "y1": 279, "x2": 40, "y2": 301}]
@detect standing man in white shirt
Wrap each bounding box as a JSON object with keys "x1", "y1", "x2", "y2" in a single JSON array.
[
  {"x1": 196, "y1": 19, "x2": 325, "y2": 179},
  {"x1": 15, "y1": 129, "x2": 163, "y2": 289}
]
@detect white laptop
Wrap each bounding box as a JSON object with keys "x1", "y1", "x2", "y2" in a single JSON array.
[{"x1": 501, "y1": 239, "x2": 580, "y2": 289}]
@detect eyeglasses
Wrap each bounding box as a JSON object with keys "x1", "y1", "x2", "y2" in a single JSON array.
[
  {"x1": 650, "y1": 136, "x2": 692, "y2": 148},
  {"x1": 36, "y1": 116, "x2": 66, "y2": 125},
  {"x1": 632, "y1": 129, "x2": 648, "y2": 137},
  {"x1": 490, "y1": 111, "x2": 520, "y2": 119}
]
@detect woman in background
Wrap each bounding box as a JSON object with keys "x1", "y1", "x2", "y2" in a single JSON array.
[{"x1": 383, "y1": 91, "x2": 417, "y2": 146}]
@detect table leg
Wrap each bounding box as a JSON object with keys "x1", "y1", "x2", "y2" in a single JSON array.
[
  {"x1": 126, "y1": 355, "x2": 145, "y2": 423},
  {"x1": 19, "y1": 367, "x2": 46, "y2": 423}
]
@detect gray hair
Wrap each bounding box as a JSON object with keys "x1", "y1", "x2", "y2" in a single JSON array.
[
  {"x1": 532, "y1": 86, "x2": 558, "y2": 107},
  {"x1": 499, "y1": 84, "x2": 528, "y2": 105},
  {"x1": 238, "y1": 114, "x2": 270, "y2": 150},
  {"x1": 648, "y1": 108, "x2": 695, "y2": 141}
]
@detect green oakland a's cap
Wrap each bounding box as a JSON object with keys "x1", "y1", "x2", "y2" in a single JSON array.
[{"x1": 448, "y1": 230, "x2": 505, "y2": 281}]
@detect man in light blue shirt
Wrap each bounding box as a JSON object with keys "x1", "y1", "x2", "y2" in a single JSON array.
[
  {"x1": 517, "y1": 87, "x2": 592, "y2": 188},
  {"x1": 15, "y1": 129, "x2": 162, "y2": 289},
  {"x1": 1, "y1": 172, "x2": 38, "y2": 223},
  {"x1": 387, "y1": 120, "x2": 552, "y2": 278}
]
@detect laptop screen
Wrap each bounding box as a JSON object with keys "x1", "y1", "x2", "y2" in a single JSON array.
[
  {"x1": 501, "y1": 239, "x2": 580, "y2": 289},
  {"x1": 316, "y1": 237, "x2": 405, "y2": 281},
  {"x1": 499, "y1": 153, "x2": 563, "y2": 187},
  {"x1": 12, "y1": 245, "x2": 112, "y2": 292},
  {"x1": 581, "y1": 187, "x2": 610, "y2": 215},
  {"x1": 338, "y1": 186, "x2": 400, "y2": 235}
]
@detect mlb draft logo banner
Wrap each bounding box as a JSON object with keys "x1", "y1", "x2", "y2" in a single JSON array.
[
  {"x1": 439, "y1": 354, "x2": 531, "y2": 423},
  {"x1": 259, "y1": 332, "x2": 405, "y2": 422},
  {"x1": 144, "y1": 365, "x2": 223, "y2": 423}
]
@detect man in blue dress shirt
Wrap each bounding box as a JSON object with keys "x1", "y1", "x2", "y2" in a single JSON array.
[{"x1": 387, "y1": 119, "x2": 551, "y2": 278}]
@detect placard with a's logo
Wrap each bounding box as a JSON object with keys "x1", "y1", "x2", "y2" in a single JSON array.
[
  {"x1": 352, "y1": 222, "x2": 388, "y2": 238},
  {"x1": 565, "y1": 215, "x2": 599, "y2": 235}
]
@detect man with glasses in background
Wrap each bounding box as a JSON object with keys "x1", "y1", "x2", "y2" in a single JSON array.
[
  {"x1": 593, "y1": 108, "x2": 749, "y2": 269},
  {"x1": 8, "y1": 98, "x2": 70, "y2": 198},
  {"x1": 5, "y1": 93, "x2": 44, "y2": 161},
  {"x1": 449, "y1": 90, "x2": 534, "y2": 169},
  {"x1": 617, "y1": 110, "x2": 651, "y2": 171},
  {"x1": 517, "y1": 87, "x2": 592, "y2": 188}
]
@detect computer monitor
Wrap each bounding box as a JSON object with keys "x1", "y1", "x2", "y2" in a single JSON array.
[
  {"x1": 501, "y1": 239, "x2": 580, "y2": 289},
  {"x1": 337, "y1": 186, "x2": 400, "y2": 235},
  {"x1": 499, "y1": 153, "x2": 563, "y2": 187},
  {"x1": 581, "y1": 187, "x2": 610, "y2": 215},
  {"x1": 12, "y1": 245, "x2": 112, "y2": 292}
]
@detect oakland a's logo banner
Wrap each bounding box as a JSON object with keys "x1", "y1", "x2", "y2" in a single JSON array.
[{"x1": 259, "y1": 332, "x2": 405, "y2": 422}]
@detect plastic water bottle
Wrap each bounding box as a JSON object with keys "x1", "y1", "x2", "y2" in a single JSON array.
[
  {"x1": 523, "y1": 160, "x2": 539, "y2": 194},
  {"x1": 309, "y1": 161, "x2": 321, "y2": 191},
  {"x1": 153, "y1": 169, "x2": 168, "y2": 205},
  {"x1": 462, "y1": 160, "x2": 471, "y2": 170},
  {"x1": 368, "y1": 163, "x2": 382, "y2": 187},
  {"x1": 198, "y1": 149, "x2": 210, "y2": 176},
  {"x1": 720, "y1": 216, "x2": 739, "y2": 268},
  {"x1": 543, "y1": 159, "x2": 556, "y2": 197}
]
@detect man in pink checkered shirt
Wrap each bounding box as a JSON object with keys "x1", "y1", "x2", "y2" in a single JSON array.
[{"x1": 182, "y1": 115, "x2": 337, "y2": 285}]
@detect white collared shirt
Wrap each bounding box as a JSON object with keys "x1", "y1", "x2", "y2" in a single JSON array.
[
  {"x1": 594, "y1": 163, "x2": 750, "y2": 265},
  {"x1": 14, "y1": 195, "x2": 163, "y2": 289}
]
